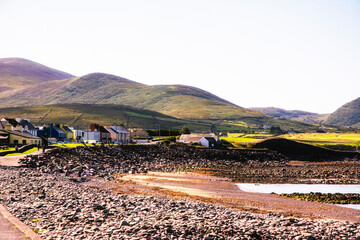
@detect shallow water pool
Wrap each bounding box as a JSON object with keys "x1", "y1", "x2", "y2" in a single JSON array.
[
  {"x1": 236, "y1": 183, "x2": 360, "y2": 194},
  {"x1": 236, "y1": 183, "x2": 360, "y2": 210}
]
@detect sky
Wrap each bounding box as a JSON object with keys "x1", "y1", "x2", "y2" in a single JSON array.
[{"x1": 0, "y1": 0, "x2": 359, "y2": 114}]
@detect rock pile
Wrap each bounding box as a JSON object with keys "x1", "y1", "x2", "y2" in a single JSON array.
[
  {"x1": 19, "y1": 145, "x2": 286, "y2": 180},
  {"x1": 19, "y1": 145, "x2": 360, "y2": 184},
  {"x1": 1, "y1": 166, "x2": 360, "y2": 240}
]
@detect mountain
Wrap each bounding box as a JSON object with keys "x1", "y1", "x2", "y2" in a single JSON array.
[
  {"x1": 0, "y1": 58, "x2": 317, "y2": 131},
  {"x1": 0, "y1": 58, "x2": 262, "y2": 120},
  {"x1": 0, "y1": 58, "x2": 74, "y2": 98},
  {"x1": 250, "y1": 107, "x2": 329, "y2": 125},
  {"x1": 326, "y1": 97, "x2": 360, "y2": 127}
]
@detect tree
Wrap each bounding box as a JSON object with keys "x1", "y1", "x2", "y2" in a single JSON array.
[
  {"x1": 180, "y1": 127, "x2": 190, "y2": 134},
  {"x1": 269, "y1": 126, "x2": 284, "y2": 135}
]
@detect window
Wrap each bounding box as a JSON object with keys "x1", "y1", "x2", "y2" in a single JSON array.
[
  {"x1": 22, "y1": 140, "x2": 26, "y2": 144},
  {"x1": 14, "y1": 140, "x2": 18, "y2": 144}
]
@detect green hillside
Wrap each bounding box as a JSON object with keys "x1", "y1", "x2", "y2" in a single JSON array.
[
  {"x1": 326, "y1": 97, "x2": 360, "y2": 127},
  {"x1": 1, "y1": 71, "x2": 263, "y2": 120},
  {"x1": 0, "y1": 104, "x2": 209, "y2": 130},
  {"x1": 0, "y1": 104, "x2": 319, "y2": 132}
]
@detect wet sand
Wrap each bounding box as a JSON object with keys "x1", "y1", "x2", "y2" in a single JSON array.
[{"x1": 119, "y1": 171, "x2": 360, "y2": 222}]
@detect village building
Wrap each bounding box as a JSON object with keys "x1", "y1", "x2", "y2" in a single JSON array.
[
  {"x1": 0, "y1": 118, "x2": 38, "y2": 136},
  {"x1": 178, "y1": 133, "x2": 220, "y2": 148},
  {"x1": 106, "y1": 125, "x2": 130, "y2": 144},
  {"x1": 104, "y1": 126, "x2": 130, "y2": 144},
  {"x1": 59, "y1": 124, "x2": 74, "y2": 142},
  {"x1": 38, "y1": 124, "x2": 66, "y2": 140},
  {"x1": 0, "y1": 129, "x2": 42, "y2": 146},
  {"x1": 0, "y1": 118, "x2": 42, "y2": 146},
  {"x1": 83, "y1": 128, "x2": 100, "y2": 144},
  {"x1": 178, "y1": 133, "x2": 215, "y2": 144},
  {"x1": 89, "y1": 124, "x2": 111, "y2": 143},
  {"x1": 199, "y1": 137, "x2": 218, "y2": 148},
  {"x1": 129, "y1": 128, "x2": 149, "y2": 139}
]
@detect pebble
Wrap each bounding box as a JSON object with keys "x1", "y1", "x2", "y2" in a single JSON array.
[{"x1": 0, "y1": 145, "x2": 358, "y2": 239}]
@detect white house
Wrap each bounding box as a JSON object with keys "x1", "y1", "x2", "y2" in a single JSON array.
[
  {"x1": 178, "y1": 134, "x2": 215, "y2": 144},
  {"x1": 199, "y1": 137, "x2": 218, "y2": 148},
  {"x1": 83, "y1": 129, "x2": 100, "y2": 144}
]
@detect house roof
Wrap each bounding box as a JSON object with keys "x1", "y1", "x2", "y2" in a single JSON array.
[
  {"x1": 62, "y1": 125, "x2": 73, "y2": 133},
  {"x1": 179, "y1": 134, "x2": 215, "y2": 143},
  {"x1": 0, "y1": 129, "x2": 40, "y2": 139},
  {"x1": 52, "y1": 127, "x2": 66, "y2": 134},
  {"x1": 202, "y1": 137, "x2": 217, "y2": 143},
  {"x1": 105, "y1": 127, "x2": 118, "y2": 135},
  {"x1": 98, "y1": 126, "x2": 110, "y2": 133},
  {"x1": 110, "y1": 126, "x2": 130, "y2": 134},
  {"x1": 20, "y1": 119, "x2": 36, "y2": 130},
  {"x1": 5, "y1": 118, "x2": 19, "y2": 127}
]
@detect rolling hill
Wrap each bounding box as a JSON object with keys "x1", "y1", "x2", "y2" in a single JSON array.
[
  {"x1": 250, "y1": 107, "x2": 329, "y2": 125},
  {"x1": 0, "y1": 58, "x2": 318, "y2": 131},
  {"x1": 0, "y1": 58, "x2": 74, "y2": 98},
  {"x1": 326, "y1": 97, "x2": 360, "y2": 127},
  {"x1": 0, "y1": 58, "x2": 263, "y2": 120}
]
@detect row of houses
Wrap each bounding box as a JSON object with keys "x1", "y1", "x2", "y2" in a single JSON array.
[{"x1": 0, "y1": 117, "x2": 148, "y2": 146}]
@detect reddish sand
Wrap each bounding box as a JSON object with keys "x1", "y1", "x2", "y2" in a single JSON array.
[{"x1": 119, "y1": 171, "x2": 360, "y2": 223}]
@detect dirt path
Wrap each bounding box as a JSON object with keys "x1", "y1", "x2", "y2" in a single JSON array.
[
  {"x1": 0, "y1": 150, "x2": 48, "y2": 167},
  {"x1": 119, "y1": 171, "x2": 360, "y2": 223}
]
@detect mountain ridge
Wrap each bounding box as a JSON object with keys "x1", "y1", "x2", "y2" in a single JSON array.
[
  {"x1": 0, "y1": 57, "x2": 75, "y2": 98},
  {"x1": 0, "y1": 58, "x2": 262, "y2": 120},
  {"x1": 326, "y1": 97, "x2": 360, "y2": 127},
  {"x1": 0, "y1": 57, "x2": 318, "y2": 131}
]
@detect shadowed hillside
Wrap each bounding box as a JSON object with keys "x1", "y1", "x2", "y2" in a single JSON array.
[{"x1": 0, "y1": 58, "x2": 74, "y2": 98}]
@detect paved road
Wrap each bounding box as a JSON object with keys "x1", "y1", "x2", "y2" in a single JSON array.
[{"x1": 0, "y1": 205, "x2": 41, "y2": 240}]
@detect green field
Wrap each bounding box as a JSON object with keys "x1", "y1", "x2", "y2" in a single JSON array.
[
  {"x1": 281, "y1": 133, "x2": 360, "y2": 151},
  {"x1": 221, "y1": 133, "x2": 275, "y2": 148}
]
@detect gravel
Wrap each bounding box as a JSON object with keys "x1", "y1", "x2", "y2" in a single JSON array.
[{"x1": 0, "y1": 145, "x2": 359, "y2": 239}]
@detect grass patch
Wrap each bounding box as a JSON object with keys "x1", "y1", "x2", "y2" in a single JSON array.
[
  {"x1": 124, "y1": 111, "x2": 154, "y2": 119},
  {"x1": 50, "y1": 143, "x2": 84, "y2": 148},
  {"x1": 4, "y1": 147, "x2": 38, "y2": 156},
  {"x1": 281, "y1": 133, "x2": 360, "y2": 151}
]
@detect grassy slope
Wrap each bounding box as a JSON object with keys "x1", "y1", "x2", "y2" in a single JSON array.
[
  {"x1": 1, "y1": 72, "x2": 265, "y2": 120},
  {"x1": 0, "y1": 103, "x2": 210, "y2": 130},
  {"x1": 326, "y1": 97, "x2": 360, "y2": 127},
  {"x1": 0, "y1": 58, "x2": 317, "y2": 131}
]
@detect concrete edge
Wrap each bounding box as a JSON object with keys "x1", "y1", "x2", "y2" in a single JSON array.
[{"x1": 0, "y1": 204, "x2": 43, "y2": 240}]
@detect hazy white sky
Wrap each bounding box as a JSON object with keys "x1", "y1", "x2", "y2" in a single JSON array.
[{"x1": 0, "y1": 0, "x2": 359, "y2": 113}]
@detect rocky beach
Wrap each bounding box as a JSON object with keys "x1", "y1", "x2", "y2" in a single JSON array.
[{"x1": 0, "y1": 145, "x2": 360, "y2": 239}]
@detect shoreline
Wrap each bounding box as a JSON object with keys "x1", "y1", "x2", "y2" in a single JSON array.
[{"x1": 117, "y1": 171, "x2": 360, "y2": 223}]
